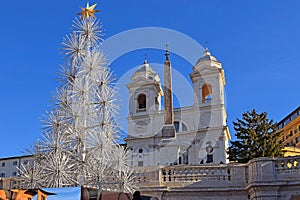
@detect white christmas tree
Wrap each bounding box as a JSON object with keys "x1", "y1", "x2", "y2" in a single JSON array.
[{"x1": 18, "y1": 3, "x2": 136, "y2": 196}]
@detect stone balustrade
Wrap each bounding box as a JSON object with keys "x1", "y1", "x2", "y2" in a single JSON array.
[
  {"x1": 275, "y1": 156, "x2": 300, "y2": 173},
  {"x1": 131, "y1": 164, "x2": 232, "y2": 188},
  {"x1": 133, "y1": 156, "x2": 300, "y2": 196},
  {"x1": 161, "y1": 165, "x2": 230, "y2": 184},
  {"x1": 2, "y1": 157, "x2": 300, "y2": 199},
  {"x1": 132, "y1": 166, "x2": 161, "y2": 187}
]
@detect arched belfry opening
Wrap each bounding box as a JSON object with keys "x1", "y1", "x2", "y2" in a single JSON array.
[
  {"x1": 202, "y1": 83, "x2": 212, "y2": 103},
  {"x1": 137, "y1": 93, "x2": 146, "y2": 112}
]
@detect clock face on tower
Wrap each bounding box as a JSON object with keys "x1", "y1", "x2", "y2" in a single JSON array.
[
  {"x1": 200, "y1": 112, "x2": 212, "y2": 126},
  {"x1": 135, "y1": 121, "x2": 148, "y2": 133}
]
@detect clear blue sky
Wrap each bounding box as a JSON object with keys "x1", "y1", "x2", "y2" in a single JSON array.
[{"x1": 1, "y1": 0, "x2": 300, "y2": 158}]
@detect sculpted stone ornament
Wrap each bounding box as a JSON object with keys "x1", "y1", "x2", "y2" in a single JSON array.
[{"x1": 206, "y1": 144, "x2": 213, "y2": 153}]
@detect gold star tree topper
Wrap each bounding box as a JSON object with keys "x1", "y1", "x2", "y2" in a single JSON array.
[{"x1": 78, "y1": 3, "x2": 100, "y2": 19}]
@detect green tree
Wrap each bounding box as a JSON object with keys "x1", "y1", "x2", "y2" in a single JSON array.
[{"x1": 228, "y1": 109, "x2": 283, "y2": 163}]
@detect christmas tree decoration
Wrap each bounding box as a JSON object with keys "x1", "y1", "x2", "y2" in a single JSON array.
[
  {"x1": 18, "y1": 3, "x2": 136, "y2": 196},
  {"x1": 77, "y1": 3, "x2": 100, "y2": 19}
]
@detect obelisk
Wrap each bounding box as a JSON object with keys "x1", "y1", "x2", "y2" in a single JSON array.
[{"x1": 162, "y1": 46, "x2": 176, "y2": 138}]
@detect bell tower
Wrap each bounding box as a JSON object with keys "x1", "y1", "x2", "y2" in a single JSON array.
[
  {"x1": 126, "y1": 59, "x2": 163, "y2": 137},
  {"x1": 190, "y1": 48, "x2": 227, "y2": 127},
  {"x1": 189, "y1": 48, "x2": 230, "y2": 164}
]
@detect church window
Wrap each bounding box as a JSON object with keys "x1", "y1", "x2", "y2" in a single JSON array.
[
  {"x1": 137, "y1": 94, "x2": 146, "y2": 112},
  {"x1": 202, "y1": 84, "x2": 213, "y2": 103},
  {"x1": 155, "y1": 96, "x2": 159, "y2": 104},
  {"x1": 182, "y1": 123, "x2": 188, "y2": 132},
  {"x1": 174, "y1": 121, "x2": 188, "y2": 132},
  {"x1": 185, "y1": 154, "x2": 189, "y2": 164},
  {"x1": 137, "y1": 149, "x2": 144, "y2": 167},
  {"x1": 174, "y1": 121, "x2": 180, "y2": 132},
  {"x1": 207, "y1": 154, "x2": 213, "y2": 163},
  {"x1": 205, "y1": 141, "x2": 214, "y2": 163}
]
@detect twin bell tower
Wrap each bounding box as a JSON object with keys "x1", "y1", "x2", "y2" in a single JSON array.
[{"x1": 125, "y1": 47, "x2": 230, "y2": 167}]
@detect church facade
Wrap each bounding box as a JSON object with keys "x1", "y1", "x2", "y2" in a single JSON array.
[{"x1": 125, "y1": 48, "x2": 231, "y2": 167}]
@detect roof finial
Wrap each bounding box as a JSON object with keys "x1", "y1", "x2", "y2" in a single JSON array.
[
  {"x1": 165, "y1": 44, "x2": 170, "y2": 61},
  {"x1": 204, "y1": 41, "x2": 209, "y2": 52},
  {"x1": 143, "y1": 53, "x2": 148, "y2": 64}
]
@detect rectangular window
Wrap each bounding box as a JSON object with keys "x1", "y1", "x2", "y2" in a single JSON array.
[
  {"x1": 13, "y1": 161, "x2": 18, "y2": 166},
  {"x1": 179, "y1": 157, "x2": 182, "y2": 165},
  {"x1": 12, "y1": 172, "x2": 17, "y2": 176},
  {"x1": 174, "y1": 121, "x2": 180, "y2": 132},
  {"x1": 1, "y1": 163, "x2": 5, "y2": 167},
  {"x1": 155, "y1": 97, "x2": 159, "y2": 104},
  {"x1": 291, "y1": 113, "x2": 298, "y2": 120},
  {"x1": 0, "y1": 173, "x2": 5, "y2": 177},
  {"x1": 297, "y1": 136, "x2": 300, "y2": 144},
  {"x1": 23, "y1": 160, "x2": 28, "y2": 165},
  {"x1": 296, "y1": 137, "x2": 300, "y2": 144},
  {"x1": 206, "y1": 154, "x2": 213, "y2": 163},
  {"x1": 289, "y1": 131, "x2": 293, "y2": 137}
]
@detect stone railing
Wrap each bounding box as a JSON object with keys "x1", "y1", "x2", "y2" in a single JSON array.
[
  {"x1": 133, "y1": 156, "x2": 300, "y2": 190},
  {"x1": 132, "y1": 164, "x2": 232, "y2": 188},
  {"x1": 161, "y1": 165, "x2": 230, "y2": 183},
  {"x1": 132, "y1": 166, "x2": 161, "y2": 187},
  {"x1": 275, "y1": 157, "x2": 300, "y2": 172}
]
